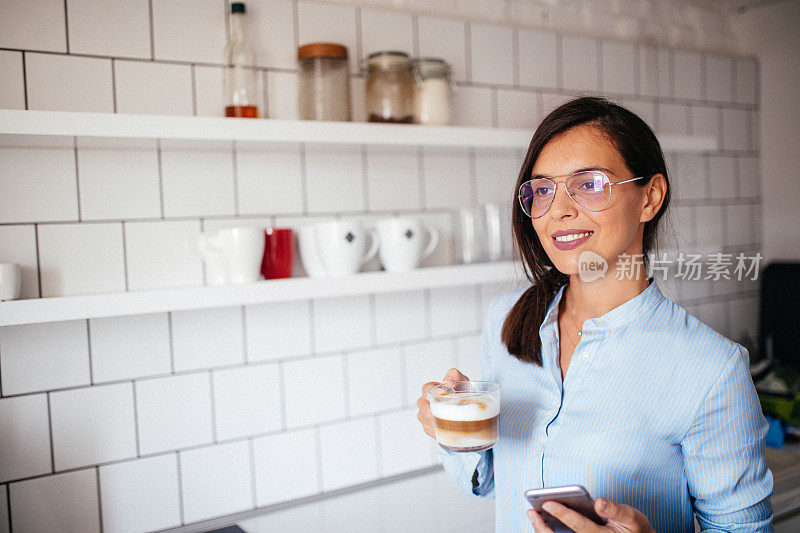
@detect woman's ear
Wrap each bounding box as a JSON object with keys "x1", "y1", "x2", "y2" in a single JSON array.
[{"x1": 640, "y1": 174, "x2": 667, "y2": 223}]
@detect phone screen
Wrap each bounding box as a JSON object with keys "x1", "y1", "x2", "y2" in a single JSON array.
[{"x1": 525, "y1": 485, "x2": 607, "y2": 532}]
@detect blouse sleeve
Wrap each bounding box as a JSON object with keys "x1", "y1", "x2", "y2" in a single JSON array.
[
  {"x1": 681, "y1": 345, "x2": 774, "y2": 532},
  {"x1": 438, "y1": 295, "x2": 501, "y2": 499}
]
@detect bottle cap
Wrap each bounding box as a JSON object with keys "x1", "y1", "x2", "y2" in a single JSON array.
[
  {"x1": 231, "y1": 2, "x2": 245, "y2": 14},
  {"x1": 298, "y1": 43, "x2": 349, "y2": 60}
]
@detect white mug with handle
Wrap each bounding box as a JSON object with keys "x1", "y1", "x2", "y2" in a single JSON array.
[
  {"x1": 374, "y1": 217, "x2": 439, "y2": 273},
  {"x1": 195, "y1": 227, "x2": 264, "y2": 285},
  {"x1": 0, "y1": 263, "x2": 22, "y2": 301},
  {"x1": 313, "y1": 220, "x2": 379, "y2": 277}
]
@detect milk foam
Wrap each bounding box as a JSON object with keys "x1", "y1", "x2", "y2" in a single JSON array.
[{"x1": 430, "y1": 394, "x2": 500, "y2": 421}]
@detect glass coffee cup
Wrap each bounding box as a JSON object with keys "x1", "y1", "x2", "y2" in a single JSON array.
[{"x1": 428, "y1": 381, "x2": 501, "y2": 452}]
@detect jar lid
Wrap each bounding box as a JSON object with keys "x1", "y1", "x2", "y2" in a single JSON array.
[
  {"x1": 298, "y1": 43, "x2": 349, "y2": 60},
  {"x1": 366, "y1": 51, "x2": 412, "y2": 69},
  {"x1": 412, "y1": 57, "x2": 450, "y2": 79}
]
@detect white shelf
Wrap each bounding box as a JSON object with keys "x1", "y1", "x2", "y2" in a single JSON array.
[
  {"x1": 0, "y1": 110, "x2": 717, "y2": 152},
  {"x1": 0, "y1": 262, "x2": 521, "y2": 327}
]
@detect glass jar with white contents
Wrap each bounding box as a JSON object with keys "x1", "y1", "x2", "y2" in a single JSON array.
[{"x1": 412, "y1": 58, "x2": 454, "y2": 126}]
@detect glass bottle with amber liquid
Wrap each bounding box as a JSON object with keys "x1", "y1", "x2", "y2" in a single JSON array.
[{"x1": 224, "y1": 2, "x2": 259, "y2": 118}]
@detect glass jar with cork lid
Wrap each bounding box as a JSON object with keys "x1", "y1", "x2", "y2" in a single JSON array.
[
  {"x1": 365, "y1": 51, "x2": 415, "y2": 123},
  {"x1": 297, "y1": 43, "x2": 351, "y2": 121}
]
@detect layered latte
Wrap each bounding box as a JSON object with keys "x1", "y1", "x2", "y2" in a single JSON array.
[{"x1": 430, "y1": 394, "x2": 500, "y2": 452}]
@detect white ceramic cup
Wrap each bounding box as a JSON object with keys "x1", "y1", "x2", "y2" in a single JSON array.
[
  {"x1": 196, "y1": 227, "x2": 264, "y2": 285},
  {"x1": 0, "y1": 263, "x2": 22, "y2": 301},
  {"x1": 311, "y1": 220, "x2": 379, "y2": 277},
  {"x1": 374, "y1": 217, "x2": 439, "y2": 273},
  {"x1": 297, "y1": 224, "x2": 328, "y2": 278}
]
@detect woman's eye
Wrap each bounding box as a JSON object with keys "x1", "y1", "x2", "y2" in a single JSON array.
[
  {"x1": 534, "y1": 187, "x2": 551, "y2": 195},
  {"x1": 577, "y1": 180, "x2": 596, "y2": 191}
]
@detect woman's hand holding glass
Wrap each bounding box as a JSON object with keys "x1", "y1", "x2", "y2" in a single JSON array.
[
  {"x1": 527, "y1": 498, "x2": 656, "y2": 533},
  {"x1": 416, "y1": 368, "x2": 469, "y2": 439}
]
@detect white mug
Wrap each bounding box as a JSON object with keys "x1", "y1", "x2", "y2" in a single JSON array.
[
  {"x1": 195, "y1": 227, "x2": 264, "y2": 285},
  {"x1": 0, "y1": 263, "x2": 22, "y2": 301},
  {"x1": 297, "y1": 224, "x2": 328, "y2": 278},
  {"x1": 308, "y1": 220, "x2": 379, "y2": 277},
  {"x1": 374, "y1": 217, "x2": 439, "y2": 273}
]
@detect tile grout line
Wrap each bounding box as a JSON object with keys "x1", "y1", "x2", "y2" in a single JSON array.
[
  {"x1": 111, "y1": 59, "x2": 118, "y2": 113},
  {"x1": 464, "y1": 22, "x2": 472, "y2": 83},
  {"x1": 168, "y1": 312, "x2": 176, "y2": 374},
  {"x1": 512, "y1": 27, "x2": 519, "y2": 87},
  {"x1": 73, "y1": 138, "x2": 82, "y2": 221},
  {"x1": 361, "y1": 145, "x2": 369, "y2": 212},
  {"x1": 176, "y1": 452, "x2": 185, "y2": 525},
  {"x1": 209, "y1": 370, "x2": 218, "y2": 443},
  {"x1": 95, "y1": 466, "x2": 104, "y2": 533},
  {"x1": 46, "y1": 392, "x2": 55, "y2": 473},
  {"x1": 148, "y1": 0, "x2": 156, "y2": 61},
  {"x1": 121, "y1": 221, "x2": 129, "y2": 292},
  {"x1": 62, "y1": 0, "x2": 70, "y2": 54},
  {"x1": 86, "y1": 320, "x2": 94, "y2": 385},
  {"x1": 33, "y1": 223, "x2": 42, "y2": 297},
  {"x1": 232, "y1": 143, "x2": 240, "y2": 216},
  {"x1": 299, "y1": 144, "x2": 308, "y2": 215},
  {"x1": 157, "y1": 140, "x2": 165, "y2": 218},
  {"x1": 314, "y1": 427, "x2": 323, "y2": 493},
  {"x1": 132, "y1": 381, "x2": 141, "y2": 457},
  {"x1": 191, "y1": 65, "x2": 198, "y2": 117},
  {"x1": 21, "y1": 51, "x2": 28, "y2": 110},
  {"x1": 248, "y1": 438, "x2": 257, "y2": 509},
  {"x1": 5, "y1": 482, "x2": 11, "y2": 533}
]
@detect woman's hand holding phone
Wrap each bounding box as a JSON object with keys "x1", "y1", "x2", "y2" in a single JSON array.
[
  {"x1": 527, "y1": 497, "x2": 655, "y2": 533},
  {"x1": 416, "y1": 368, "x2": 469, "y2": 439}
]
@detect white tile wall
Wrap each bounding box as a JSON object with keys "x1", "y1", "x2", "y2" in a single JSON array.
[
  {"x1": 562, "y1": 36, "x2": 598, "y2": 92},
  {"x1": 26, "y1": 53, "x2": 113, "y2": 112},
  {"x1": 639, "y1": 45, "x2": 671, "y2": 98},
  {"x1": 693, "y1": 301, "x2": 729, "y2": 336},
  {"x1": 171, "y1": 307, "x2": 244, "y2": 372},
  {"x1": 313, "y1": 295, "x2": 373, "y2": 352},
  {"x1": 417, "y1": 16, "x2": 467, "y2": 82},
  {"x1": 193, "y1": 65, "x2": 226, "y2": 118},
  {"x1": 657, "y1": 103, "x2": 689, "y2": 135},
  {"x1": 180, "y1": 440, "x2": 253, "y2": 523},
  {"x1": 694, "y1": 205, "x2": 724, "y2": 247},
  {"x1": 673, "y1": 50, "x2": 703, "y2": 101},
  {"x1": 737, "y1": 157, "x2": 760, "y2": 198},
  {"x1": 305, "y1": 144, "x2": 365, "y2": 213},
  {"x1": 708, "y1": 156, "x2": 736, "y2": 199},
  {"x1": 50, "y1": 382, "x2": 137, "y2": 470},
  {"x1": 722, "y1": 108, "x2": 751, "y2": 151},
  {"x1": 90, "y1": 313, "x2": 171, "y2": 383},
  {"x1": 373, "y1": 290, "x2": 426, "y2": 345},
  {"x1": 618, "y1": 98, "x2": 656, "y2": 131},
  {"x1": 429, "y1": 285, "x2": 480, "y2": 336},
  {"x1": 297, "y1": 1, "x2": 358, "y2": 74},
  {"x1": 496, "y1": 89, "x2": 540, "y2": 130},
  {"x1": 0, "y1": 485, "x2": 7, "y2": 533},
  {"x1": 470, "y1": 23, "x2": 514, "y2": 86},
  {"x1": 237, "y1": 143, "x2": 304, "y2": 215},
  {"x1": 726, "y1": 204, "x2": 757, "y2": 246},
  {"x1": 422, "y1": 148, "x2": 471, "y2": 210},
  {"x1": 245, "y1": 300, "x2": 312, "y2": 361},
  {"x1": 253, "y1": 428, "x2": 320, "y2": 506},
  {"x1": 365, "y1": 147, "x2": 421, "y2": 212},
  {"x1": 729, "y1": 297, "x2": 758, "y2": 342},
  {"x1": 124, "y1": 220, "x2": 204, "y2": 291},
  {"x1": 0, "y1": 320, "x2": 90, "y2": 395},
  {"x1": 403, "y1": 339, "x2": 456, "y2": 405},
  {"x1": 67, "y1": 0, "x2": 151, "y2": 59},
  {"x1": 347, "y1": 347, "x2": 404, "y2": 416},
  {"x1": 673, "y1": 154, "x2": 707, "y2": 200},
  {"x1": 0, "y1": 225, "x2": 39, "y2": 299},
  {"x1": 114, "y1": 60, "x2": 194, "y2": 116},
  {"x1": 283, "y1": 354, "x2": 346, "y2": 427},
  {"x1": 161, "y1": 143, "x2": 237, "y2": 216},
  {"x1": 474, "y1": 149, "x2": 519, "y2": 205},
  {"x1": 518, "y1": 29, "x2": 557, "y2": 89},
  {"x1": 99, "y1": 454, "x2": 181, "y2": 533},
  {"x1": 135, "y1": 373, "x2": 213, "y2": 454},
  {"x1": 212, "y1": 364, "x2": 282, "y2": 441},
  {"x1": 9, "y1": 469, "x2": 100, "y2": 533},
  {"x1": 451, "y1": 86, "x2": 493, "y2": 127},
  {"x1": 319, "y1": 418, "x2": 379, "y2": 491},
  {"x1": 0, "y1": 0, "x2": 67, "y2": 52},
  {"x1": 38, "y1": 222, "x2": 126, "y2": 296},
  {"x1": 0, "y1": 394, "x2": 51, "y2": 483},
  {"x1": 456, "y1": 333, "x2": 482, "y2": 380},
  {"x1": 690, "y1": 105, "x2": 720, "y2": 147},
  {"x1": 266, "y1": 70, "x2": 298, "y2": 120},
  {"x1": 705, "y1": 54, "x2": 733, "y2": 103},
  {"x1": 735, "y1": 57, "x2": 757, "y2": 105},
  {"x1": 0, "y1": 142, "x2": 79, "y2": 223},
  {"x1": 379, "y1": 408, "x2": 436, "y2": 476},
  {"x1": 249, "y1": 0, "x2": 296, "y2": 70},
  {"x1": 361, "y1": 8, "x2": 414, "y2": 57},
  {"x1": 0, "y1": 51, "x2": 25, "y2": 110},
  {"x1": 152, "y1": 0, "x2": 226, "y2": 64},
  {"x1": 601, "y1": 41, "x2": 636, "y2": 95},
  {"x1": 76, "y1": 141, "x2": 161, "y2": 220}
]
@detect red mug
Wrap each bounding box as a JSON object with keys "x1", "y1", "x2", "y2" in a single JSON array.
[{"x1": 261, "y1": 227, "x2": 294, "y2": 279}]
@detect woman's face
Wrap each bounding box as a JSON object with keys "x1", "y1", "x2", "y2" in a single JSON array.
[{"x1": 529, "y1": 125, "x2": 657, "y2": 276}]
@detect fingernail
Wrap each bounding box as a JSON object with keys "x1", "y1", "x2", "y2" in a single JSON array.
[{"x1": 597, "y1": 498, "x2": 607, "y2": 512}]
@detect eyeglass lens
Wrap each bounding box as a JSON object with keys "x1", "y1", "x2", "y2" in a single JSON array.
[{"x1": 519, "y1": 171, "x2": 611, "y2": 218}]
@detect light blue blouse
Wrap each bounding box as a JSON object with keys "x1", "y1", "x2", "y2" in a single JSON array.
[{"x1": 440, "y1": 282, "x2": 773, "y2": 533}]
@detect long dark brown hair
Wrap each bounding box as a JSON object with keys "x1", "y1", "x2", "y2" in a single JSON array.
[{"x1": 501, "y1": 97, "x2": 671, "y2": 365}]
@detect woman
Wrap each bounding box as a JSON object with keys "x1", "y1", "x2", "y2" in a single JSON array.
[{"x1": 416, "y1": 97, "x2": 773, "y2": 533}]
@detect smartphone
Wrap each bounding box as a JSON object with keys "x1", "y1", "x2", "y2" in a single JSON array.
[{"x1": 525, "y1": 485, "x2": 607, "y2": 532}]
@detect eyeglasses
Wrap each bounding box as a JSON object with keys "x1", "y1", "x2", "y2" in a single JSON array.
[{"x1": 518, "y1": 170, "x2": 649, "y2": 219}]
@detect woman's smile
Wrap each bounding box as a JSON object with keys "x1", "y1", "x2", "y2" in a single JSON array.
[{"x1": 551, "y1": 229, "x2": 595, "y2": 250}]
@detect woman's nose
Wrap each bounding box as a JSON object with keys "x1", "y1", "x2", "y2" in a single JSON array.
[{"x1": 548, "y1": 183, "x2": 578, "y2": 219}]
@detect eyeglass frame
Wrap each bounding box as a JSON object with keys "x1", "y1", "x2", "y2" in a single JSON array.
[{"x1": 517, "y1": 170, "x2": 651, "y2": 219}]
